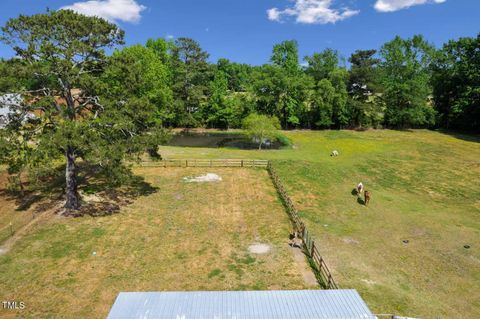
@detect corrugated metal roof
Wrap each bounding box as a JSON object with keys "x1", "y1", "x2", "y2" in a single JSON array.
[{"x1": 107, "y1": 290, "x2": 375, "y2": 319}]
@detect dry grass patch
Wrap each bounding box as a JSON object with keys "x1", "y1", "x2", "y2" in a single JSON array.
[{"x1": 0, "y1": 167, "x2": 311, "y2": 319}]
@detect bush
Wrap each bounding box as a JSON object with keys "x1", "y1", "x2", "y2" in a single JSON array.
[{"x1": 275, "y1": 132, "x2": 292, "y2": 147}]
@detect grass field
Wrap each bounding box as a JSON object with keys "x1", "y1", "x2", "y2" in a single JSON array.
[
  {"x1": 157, "y1": 129, "x2": 480, "y2": 318},
  {"x1": 0, "y1": 168, "x2": 312, "y2": 318},
  {"x1": 0, "y1": 129, "x2": 479, "y2": 318}
]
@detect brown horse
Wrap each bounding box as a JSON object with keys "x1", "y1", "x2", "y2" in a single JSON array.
[{"x1": 364, "y1": 190, "x2": 371, "y2": 206}]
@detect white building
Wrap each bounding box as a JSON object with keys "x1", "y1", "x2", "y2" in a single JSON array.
[{"x1": 0, "y1": 94, "x2": 34, "y2": 128}]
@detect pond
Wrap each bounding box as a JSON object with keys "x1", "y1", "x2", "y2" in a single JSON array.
[{"x1": 167, "y1": 132, "x2": 284, "y2": 149}]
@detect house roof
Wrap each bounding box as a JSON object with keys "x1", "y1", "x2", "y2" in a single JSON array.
[{"x1": 107, "y1": 290, "x2": 376, "y2": 319}]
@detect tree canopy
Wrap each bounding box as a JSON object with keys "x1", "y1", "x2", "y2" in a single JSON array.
[
  {"x1": 431, "y1": 35, "x2": 480, "y2": 131},
  {"x1": 380, "y1": 35, "x2": 436, "y2": 128}
]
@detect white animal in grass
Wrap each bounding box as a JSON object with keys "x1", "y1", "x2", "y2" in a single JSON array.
[
  {"x1": 331, "y1": 150, "x2": 339, "y2": 157},
  {"x1": 356, "y1": 182, "x2": 364, "y2": 196}
]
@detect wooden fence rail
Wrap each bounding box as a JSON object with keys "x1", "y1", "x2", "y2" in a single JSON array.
[
  {"x1": 141, "y1": 159, "x2": 269, "y2": 168},
  {"x1": 267, "y1": 162, "x2": 339, "y2": 290}
]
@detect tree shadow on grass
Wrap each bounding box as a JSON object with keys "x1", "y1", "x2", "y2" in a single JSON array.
[
  {"x1": 73, "y1": 175, "x2": 158, "y2": 218},
  {"x1": 435, "y1": 129, "x2": 480, "y2": 143},
  {"x1": 1, "y1": 162, "x2": 158, "y2": 217}
]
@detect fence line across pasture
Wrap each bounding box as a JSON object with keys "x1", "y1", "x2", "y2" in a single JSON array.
[
  {"x1": 140, "y1": 158, "x2": 339, "y2": 290},
  {"x1": 140, "y1": 158, "x2": 269, "y2": 168},
  {"x1": 266, "y1": 162, "x2": 339, "y2": 290}
]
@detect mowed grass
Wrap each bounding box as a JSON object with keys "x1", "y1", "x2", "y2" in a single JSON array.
[
  {"x1": 0, "y1": 168, "x2": 310, "y2": 319},
  {"x1": 158, "y1": 129, "x2": 480, "y2": 318}
]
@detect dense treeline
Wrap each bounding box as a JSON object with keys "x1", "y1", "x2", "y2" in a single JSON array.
[
  {"x1": 1, "y1": 30, "x2": 479, "y2": 131},
  {"x1": 44, "y1": 33, "x2": 478, "y2": 132}
]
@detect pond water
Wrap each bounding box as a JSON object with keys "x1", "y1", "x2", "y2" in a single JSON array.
[{"x1": 168, "y1": 132, "x2": 283, "y2": 149}]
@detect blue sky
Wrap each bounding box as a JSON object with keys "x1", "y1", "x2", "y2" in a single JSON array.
[{"x1": 0, "y1": 0, "x2": 479, "y2": 65}]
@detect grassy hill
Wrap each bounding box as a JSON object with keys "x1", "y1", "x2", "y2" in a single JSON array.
[
  {"x1": 159, "y1": 129, "x2": 480, "y2": 318},
  {"x1": 0, "y1": 129, "x2": 479, "y2": 318}
]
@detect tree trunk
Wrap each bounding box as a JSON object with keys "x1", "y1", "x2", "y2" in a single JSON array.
[
  {"x1": 63, "y1": 82, "x2": 81, "y2": 211},
  {"x1": 65, "y1": 145, "x2": 80, "y2": 210}
]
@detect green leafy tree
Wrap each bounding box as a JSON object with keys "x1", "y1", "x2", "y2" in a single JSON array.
[
  {"x1": 431, "y1": 34, "x2": 480, "y2": 131},
  {"x1": 349, "y1": 49, "x2": 382, "y2": 98},
  {"x1": 348, "y1": 50, "x2": 384, "y2": 128},
  {"x1": 329, "y1": 69, "x2": 350, "y2": 128},
  {"x1": 303, "y1": 49, "x2": 348, "y2": 129},
  {"x1": 271, "y1": 40, "x2": 303, "y2": 128},
  {"x1": 252, "y1": 64, "x2": 311, "y2": 129},
  {"x1": 304, "y1": 49, "x2": 343, "y2": 82},
  {"x1": 0, "y1": 10, "x2": 168, "y2": 212},
  {"x1": 312, "y1": 79, "x2": 335, "y2": 128},
  {"x1": 271, "y1": 40, "x2": 300, "y2": 75},
  {"x1": 250, "y1": 41, "x2": 311, "y2": 129},
  {"x1": 217, "y1": 58, "x2": 253, "y2": 92},
  {"x1": 146, "y1": 38, "x2": 174, "y2": 65},
  {"x1": 224, "y1": 92, "x2": 257, "y2": 128},
  {"x1": 204, "y1": 70, "x2": 233, "y2": 129},
  {"x1": 103, "y1": 44, "x2": 174, "y2": 124},
  {"x1": 242, "y1": 113, "x2": 281, "y2": 150},
  {"x1": 380, "y1": 35, "x2": 436, "y2": 128},
  {"x1": 171, "y1": 38, "x2": 211, "y2": 127}
]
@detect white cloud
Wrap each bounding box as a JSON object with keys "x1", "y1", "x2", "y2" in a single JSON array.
[
  {"x1": 267, "y1": 8, "x2": 282, "y2": 21},
  {"x1": 267, "y1": 0, "x2": 359, "y2": 24},
  {"x1": 374, "y1": 0, "x2": 446, "y2": 12},
  {"x1": 61, "y1": 0, "x2": 146, "y2": 23}
]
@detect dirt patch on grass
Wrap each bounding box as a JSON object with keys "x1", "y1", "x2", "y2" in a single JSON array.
[
  {"x1": 290, "y1": 245, "x2": 317, "y2": 286},
  {"x1": 248, "y1": 243, "x2": 271, "y2": 254},
  {"x1": 183, "y1": 173, "x2": 222, "y2": 183}
]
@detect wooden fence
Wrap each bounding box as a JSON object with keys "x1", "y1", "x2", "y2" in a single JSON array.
[
  {"x1": 141, "y1": 159, "x2": 269, "y2": 168},
  {"x1": 140, "y1": 158, "x2": 338, "y2": 289},
  {"x1": 267, "y1": 162, "x2": 339, "y2": 290}
]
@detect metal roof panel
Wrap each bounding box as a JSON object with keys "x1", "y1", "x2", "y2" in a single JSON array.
[{"x1": 107, "y1": 290, "x2": 375, "y2": 319}]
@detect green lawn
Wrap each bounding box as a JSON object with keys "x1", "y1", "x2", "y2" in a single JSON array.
[
  {"x1": 0, "y1": 129, "x2": 479, "y2": 318},
  {"x1": 159, "y1": 129, "x2": 480, "y2": 318}
]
